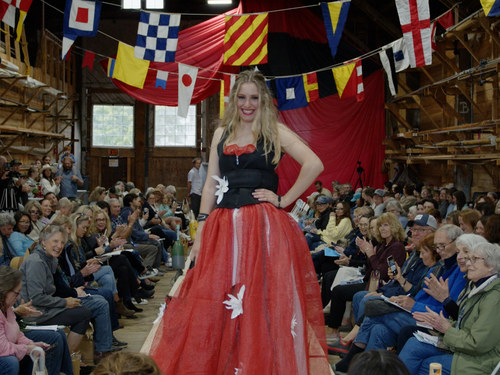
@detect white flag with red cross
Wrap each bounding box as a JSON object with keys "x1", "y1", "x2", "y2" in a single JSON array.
[{"x1": 395, "y1": 0, "x2": 432, "y2": 68}]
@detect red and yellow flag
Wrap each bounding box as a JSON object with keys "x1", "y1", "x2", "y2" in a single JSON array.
[
  {"x1": 303, "y1": 72, "x2": 319, "y2": 103},
  {"x1": 223, "y1": 13, "x2": 268, "y2": 66}
]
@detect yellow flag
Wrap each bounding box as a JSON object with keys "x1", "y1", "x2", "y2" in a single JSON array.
[
  {"x1": 332, "y1": 62, "x2": 356, "y2": 98},
  {"x1": 113, "y1": 42, "x2": 150, "y2": 89}
]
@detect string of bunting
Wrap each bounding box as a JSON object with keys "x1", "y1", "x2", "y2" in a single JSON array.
[{"x1": 35, "y1": 0, "x2": 461, "y2": 115}]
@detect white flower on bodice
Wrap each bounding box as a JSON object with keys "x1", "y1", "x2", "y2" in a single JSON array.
[
  {"x1": 291, "y1": 314, "x2": 297, "y2": 338},
  {"x1": 223, "y1": 285, "x2": 245, "y2": 319},
  {"x1": 213, "y1": 175, "x2": 229, "y2": 204}
]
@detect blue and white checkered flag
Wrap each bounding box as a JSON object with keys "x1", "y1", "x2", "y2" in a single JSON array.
[{"x1": 134, "y1": 11, "x2": 180, "y2": 63}]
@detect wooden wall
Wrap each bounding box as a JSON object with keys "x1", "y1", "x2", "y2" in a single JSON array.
[{"x1": 385, "y1": 12, "x2": 500, "y2": 198}]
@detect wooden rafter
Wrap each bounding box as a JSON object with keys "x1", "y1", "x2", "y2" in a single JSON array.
[
  {"x1": 386, "y1": 102, "x2": 413, "y2": 130},
  {"x1": 449, "y1": 31, "x2": 481, "y2": 64},
  {"x1": 477, "y1": 16, "x2": 500, "y2": 49}
]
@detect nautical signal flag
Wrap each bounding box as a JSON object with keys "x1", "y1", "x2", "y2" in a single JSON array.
[
  {"x1": 332, "y1": 59, "x2": 363, "y2": 101},
  {"x1": 392, "y1": 38, "x2": 410, "y2": 72},
  {"x1": 303, "y1": 72, "x2": 319, "y2": 103},
  {"x1": 224, "y1": 13, "x2": 268, "y2": 66},
  {"x1": 0, "y1": 0, "x2": 33, "y2": 41},
  {"x1": 62, "y1": 0, "x2": 102, "y2": 59},
  {"x1": 82, "y1": 51, "x2": 96, "y2": 70},
  {"x1": 379, "y1": 47, "x2": 397, "y2": 96},
  {"x1": 321, "y1": 0, "x2": 351, "y2": 60},
  {"x1": 178, "y1": 63, "x2": 198, "y2": 118},
  {"x1": 134, "y1": 11, "x2": 180, "y2": 63},
  {"x1": 431, "y1": 10, "x2": 454, "y2": 50},
  {"x1": 113, "y1": 42, "x2": 150, "y2": 89},
  {"x1": 220, "y1": 73, "x2": 236, "y2": 118},
  {"x1": 155, "y1": 70, "x2": 168, "y2": 90},
  {"x1": 395, "y1": 0, "x2": 432, "y2": 68},
  {"x1": 481, "y1": 0, "x2": 500, "y2": 16},
  {"x1": 276, "y1": 76, "x2": 308, "y2": 111},
  {"x1": 106, "y1": 58, "x2": 115, "y2": 78}
]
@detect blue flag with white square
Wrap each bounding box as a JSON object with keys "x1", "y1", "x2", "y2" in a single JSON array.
[{"x1": 134, "y1": 11, "x2": 180, "y2": 63}]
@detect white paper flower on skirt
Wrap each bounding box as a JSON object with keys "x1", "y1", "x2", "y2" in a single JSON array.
[
  {"x1": 291, "y1": 314, "x2": 297, "y2": 338},
  {"x1": 223, "y1": 285, "x2": 246, "y2": 319},
  {"x1": 213, "y1": 175, "x2": 229, "y2": 204}
]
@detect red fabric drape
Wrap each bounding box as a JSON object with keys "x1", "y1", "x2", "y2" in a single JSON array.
[
  {"x1": 100, "y1": 6, "x2": 241, "y2": 105},
  {"x1": 276, "y1": 70, "x2": 387, "y2": 205}
]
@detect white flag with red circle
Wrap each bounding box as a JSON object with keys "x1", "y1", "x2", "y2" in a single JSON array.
[{"x1": 178, "y1": 63, "x2": 198, "y2": 118}]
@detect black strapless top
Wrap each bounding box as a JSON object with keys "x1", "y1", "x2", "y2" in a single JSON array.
[{"x1": 215, "y1": 136, "x2": 279, "y2": 209}]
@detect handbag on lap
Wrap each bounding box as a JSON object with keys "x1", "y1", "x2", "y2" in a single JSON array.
[{"x1": 367, "y1": 270, "x2": 380, "y2": 292}]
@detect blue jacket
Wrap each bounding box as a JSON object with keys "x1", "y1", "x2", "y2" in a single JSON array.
[
  {"x1": 379, "y1": 250, "x2": 428, "y2": 298},
  {"x1": 8, "y1": 232, "x2": 34, "y2": 257},
  {"x1": 411, "y1": 253, "x2": 467, "y2": 316},
  {"x1": 120, "y1": 206, "x2": 149, "y2": 242}
]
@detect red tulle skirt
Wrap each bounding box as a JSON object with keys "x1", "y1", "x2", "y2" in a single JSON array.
[{"x1": 150, "y1": 203, "x2": 329, "y2": 374}]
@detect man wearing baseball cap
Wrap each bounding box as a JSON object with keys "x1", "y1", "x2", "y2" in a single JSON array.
[{"x1": 305, "y1": 195, "x2": 334, "y2": 251}]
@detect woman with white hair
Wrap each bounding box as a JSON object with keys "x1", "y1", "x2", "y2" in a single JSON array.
[
  {"x1": 399, "y1": 241, "x2": 500, "y2": 375},
  {"x1": 385, "y1": 198, "x2": 408, "y2": 228}
]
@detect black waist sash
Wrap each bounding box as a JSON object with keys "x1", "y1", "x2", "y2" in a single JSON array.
[{"x1": 216, "y1": 169, "x2": 279, "y2": 209}]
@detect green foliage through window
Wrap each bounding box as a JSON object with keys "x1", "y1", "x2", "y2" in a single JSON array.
[{"x1": 92, "y1": 105, "x2": 134, "y2": 148}]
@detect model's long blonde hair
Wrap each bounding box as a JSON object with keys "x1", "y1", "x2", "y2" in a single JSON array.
[{"x1": 220, "y1": 70, "x2": 281, "y2": 165}]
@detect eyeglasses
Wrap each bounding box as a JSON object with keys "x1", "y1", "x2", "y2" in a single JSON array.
[
  {"x1": 433, "y1": 237, "x2": 457, "y2": 251},
  {"x1": 464, "y1": 256, "x2": 485, "y2": 264},
  {"x1": 412, "y1": 228, "x2": 430, "y2": 233},
  {"x1": 316, "y1": 202, "x2": 326, "y2": 206},
  {"x1": 11, "y1": 290, "x2": 20, "y2": 297}
]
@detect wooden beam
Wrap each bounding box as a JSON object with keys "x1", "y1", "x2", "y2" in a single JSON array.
[
  {"x1": 0, "y1": 125, "x2": 65, "y2": 138},
  {"x1": 385, "y1": 103, "x2": 413, "y2": 130},
  {"x1": 382, "y1": 138, "x2": 401, "y2": 150},
  {"x1": 455, "y1": 81, "x2": 488, "y2": 119},
  {"x1": 477, "y1": 16, "x2": 500, "y2": 49},
  {"x1": 428, "y1": 92, "x2": 467, "y2": 123},
  {"x1": 481, "y1": 165, "x2": 496, "y2": 182},
  {"x1": 397, "y1": 80, "x2": 440, "y2": 129},
  {"x1": 433, "y1": 50, "x2": 461, "y2": 74},
  {"x1": 418, "y1": 66, "x2": 435, "y2": 83},
  {"x1": 450, "y1": 31, "x2": 481, "y2": 64}
]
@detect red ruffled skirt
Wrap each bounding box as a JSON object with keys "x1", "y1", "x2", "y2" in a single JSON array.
[{"x1": 150, "y1": 203, "x2": 329, "y2": 374}]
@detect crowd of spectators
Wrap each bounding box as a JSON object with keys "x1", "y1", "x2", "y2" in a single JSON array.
[
  {"x1": 301, "y1": 179, "x2": 500, "y2": 374},
  {"x1": 0, "y1": 156, "x2": 191, "y2": 374}
]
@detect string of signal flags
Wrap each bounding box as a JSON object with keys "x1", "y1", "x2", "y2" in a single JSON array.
[{"x1": 24, "y1": 0, "x2": 479, "y2": 117}]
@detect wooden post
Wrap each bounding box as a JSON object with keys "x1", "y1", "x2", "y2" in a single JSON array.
[{"x1": 134, "y1": 101, "x2": 146, "y2": 191}]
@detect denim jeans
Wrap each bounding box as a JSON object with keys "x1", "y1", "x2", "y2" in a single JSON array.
[
  {"x1": 86, "y1": 287, "x2": 120, "y2": 332},
  {"x1": 399, "y1": 337, "x2": 453, "y2": 375},
  {"x1": 79, "y1": 294, "x2": 113, "y2": 352},
  {"x1": 352, "y1": 291, "x2": 384, "y2": 322},
  {"x1": 0, "y1": 355, "x2": 20, "y2": 374},
  {"x1": 305, "y1": 232, "x2": 324, "y2": 251},
  {"x1": 24, "y1": 329, "x2": 73, "y2": 375},
  {"x1": 355, "y1": 311, "x2": 416, "y2": 350},
  {"x1": 93, "y1": 265, "x2": 118, "y2": 294}
]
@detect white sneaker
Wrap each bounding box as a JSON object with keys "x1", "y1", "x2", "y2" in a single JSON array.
[
  {"x1": 132, "y1": 298, "x2": 148, "y2": 305},
  {"x1": 179, "y1": 233, "x2": 191, "y2": 241}
]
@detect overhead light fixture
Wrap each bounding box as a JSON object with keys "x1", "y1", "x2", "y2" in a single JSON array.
[{"x1": 207, "y1": 0, "x2": 231, "y2": 4}]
